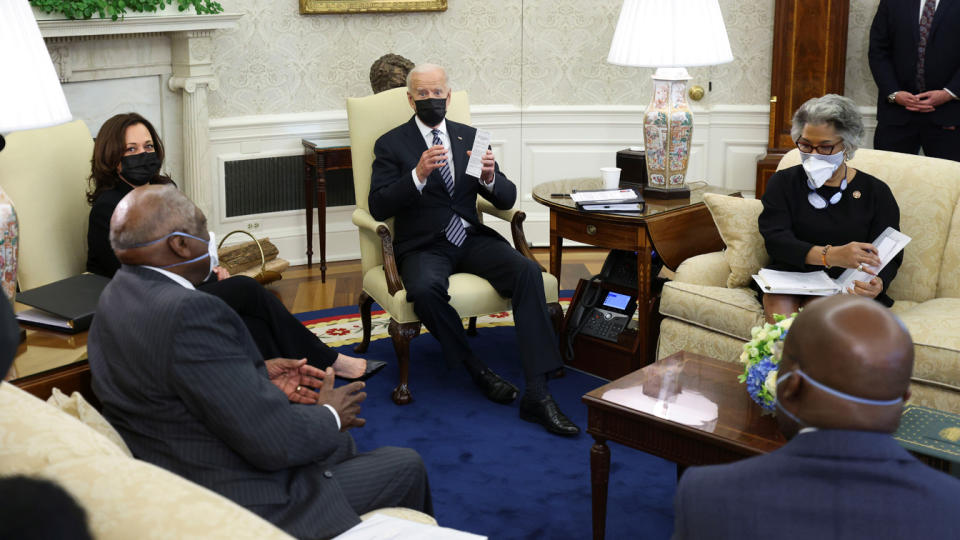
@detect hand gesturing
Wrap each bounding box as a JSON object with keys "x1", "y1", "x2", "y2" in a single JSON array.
[{"x1": 265, "y1": 358, "x2": 326, "y2": 404}]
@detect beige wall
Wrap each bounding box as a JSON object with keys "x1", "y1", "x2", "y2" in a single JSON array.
[{"x1": 210, "y1": 0, "x2": 881, "y2": 117}]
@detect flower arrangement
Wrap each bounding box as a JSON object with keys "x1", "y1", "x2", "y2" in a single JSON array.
[{"x1": 738, "y1": 312, "x2": 797, "y2": 413}]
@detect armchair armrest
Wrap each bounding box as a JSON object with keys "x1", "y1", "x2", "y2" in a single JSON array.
[
  {"x1": 477, "y1": 199, "x2": 544, "y2": 272},
  {"x1": 674, "y1": 252, "x2": 731, "y2": 288},
  {"x1": 351, "y1": 208, "x2": 404, "y2": 295}
]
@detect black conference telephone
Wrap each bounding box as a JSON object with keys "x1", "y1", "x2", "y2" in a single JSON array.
[{"x1": 566, "y1": 250, "x2": 640, "y2": 353}]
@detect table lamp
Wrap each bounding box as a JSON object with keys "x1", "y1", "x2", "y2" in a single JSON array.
[
  {"x1": 607, "y1": 0, "x2": 733, "y2": 199},
  {"x1": 0, "y1": 0, "x2": 73, "y2": 304}
]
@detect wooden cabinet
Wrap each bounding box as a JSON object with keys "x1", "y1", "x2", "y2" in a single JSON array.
[{"x1": 756, "y1": 0, "x2": 850, "y2": 197}]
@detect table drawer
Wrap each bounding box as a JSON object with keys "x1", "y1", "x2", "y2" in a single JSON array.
[{"x1": 555, "y1": 213, "x2": 644, "y2": 249}]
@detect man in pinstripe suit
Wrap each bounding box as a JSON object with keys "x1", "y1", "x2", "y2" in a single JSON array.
[{"x1": 88, "y1": 185, "x2": 432, "y2": 539}]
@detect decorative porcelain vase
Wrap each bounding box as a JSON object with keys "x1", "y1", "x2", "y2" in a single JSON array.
[
  {"x1": 0, "y1": 188, "x2": 18, "y2": 304},
  {"x1": 643, "y1": 68, "x2": 693, "y2": 197}
]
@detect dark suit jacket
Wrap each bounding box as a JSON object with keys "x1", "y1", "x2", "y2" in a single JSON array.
[
  {"x1": 369, "y1": 116, "x2": 516, "y2": 258},
  {"x1": 869, "y1": 0, "x2": 960, "y2": 126},
  {"x1": 673, "y1": 429, "x2": 960, "y2": 539},
  {"x1": 88, "y1": 265, "x2": 361, "y2": 539}
]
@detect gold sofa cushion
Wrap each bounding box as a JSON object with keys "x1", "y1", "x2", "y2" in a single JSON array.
[
  {"x1": 35, "y1": 455, "x2": 293, "y2": 540},
  {"x1": 0, "y1": 383, "x2": 128, "y2": 475},
  {"x1": 660, "y1": 281, "x2": 764, "y2": 341},
  {"x1": 703, "y1": 193, "x2": 768, "y2": 289},
  {"x1": 897, "y1": 298, "x2": 960, "y2": 391},
  {"x1": 46, "y1": 388, "x2": 132, "y2": 458}
]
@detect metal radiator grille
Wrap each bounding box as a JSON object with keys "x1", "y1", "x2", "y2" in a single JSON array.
[{"x1": 224, "y1": 155, "x2": 355, "y2": 217}]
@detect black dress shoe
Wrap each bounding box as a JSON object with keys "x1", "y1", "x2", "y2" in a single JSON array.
[
  {"x1": 473, "y1": 369, "x2": 519, "y2": 404},
  {"x1": 519, "y1": 394, "x2": 580, "y2": 436},
  {"x1": 339, "y1": 360, "x2": 387, "y2": 382}
]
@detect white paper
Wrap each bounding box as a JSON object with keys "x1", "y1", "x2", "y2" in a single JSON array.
[
  {"x1": 754, "y1": 269, "x2": 841, "y2": 295},
  {"x1": 464, "y1": 129, "x2": 492, "y2": 179},
  {"x1": 334, "y1": 514, "x2": 486, "y2": 540},
  {"x1": 580, "y1": 202, "x2": 643, "y2": 212},
  {"x1": 601, "y1": 387, "x2": 718, "y2": 429},
  {"x1": 15, "y1": 308, "x2": 72, "y2": 329},
  {"x1": 835, "y1": 227, "x2": 911, "y2": 292},
  {"x1": 570, "y1": 189, "x2": 638, "y2": 203}
]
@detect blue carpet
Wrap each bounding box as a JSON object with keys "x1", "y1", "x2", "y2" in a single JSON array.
[{"x1": 323, "y1": 322, "x2": 677, "y2": 539}]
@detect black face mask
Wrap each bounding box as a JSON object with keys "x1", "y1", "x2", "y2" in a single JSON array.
[
  {"x1": 119, "y1": 152, "x2": 162, "y2": 186},
  {"x1": 414, "y1": 97, "x2": 447, "y2": 127}
]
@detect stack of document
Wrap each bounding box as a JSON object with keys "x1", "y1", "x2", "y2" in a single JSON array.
[
  {"x1": 570, "y1": 188, "x2": 644, "y2": 212},
  {"x1": 752, "y1": 227, "x2": 911, "y2": 296}
]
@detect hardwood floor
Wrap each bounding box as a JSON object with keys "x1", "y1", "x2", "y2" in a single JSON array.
[{"x1": 268, "y1": 247, "x2": 610, "y2": 313}]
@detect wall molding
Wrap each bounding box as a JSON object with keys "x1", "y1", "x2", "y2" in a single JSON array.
[{"x1": 208, "y1": 104, "x2": 878, "y2": 267}]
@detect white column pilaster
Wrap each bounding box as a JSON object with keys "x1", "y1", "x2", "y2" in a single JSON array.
[{"x1": 168, "y1": 30, "x2": 218, "y2": 219}]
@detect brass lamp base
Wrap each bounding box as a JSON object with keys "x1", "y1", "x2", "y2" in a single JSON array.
[{"x1": 643, "y1": 185, "x2": 691, "y2": 199}]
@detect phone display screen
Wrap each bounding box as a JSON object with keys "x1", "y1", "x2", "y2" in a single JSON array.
[{"x1": 602, "y1": 291, "x2": 631, "y2": 311}]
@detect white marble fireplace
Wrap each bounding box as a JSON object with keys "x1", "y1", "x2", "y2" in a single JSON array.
[{"x1": 37, "y1": 11, "x2": 241, "y2": 220}]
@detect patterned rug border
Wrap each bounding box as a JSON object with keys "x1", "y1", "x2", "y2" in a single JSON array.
[{"x1": 300, "y1": 293, "x2": 573, "y2": 348}]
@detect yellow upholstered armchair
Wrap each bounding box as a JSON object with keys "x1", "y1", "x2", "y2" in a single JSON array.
[
  {"x1": 0, "y1": 119, "x2": 93, "y2": 291},
  {"x1": 346, "y1": 87, "x2": 561, "y2": 405}
]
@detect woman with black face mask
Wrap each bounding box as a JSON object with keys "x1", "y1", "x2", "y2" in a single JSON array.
[{"x1": 85, "y1": 113, "x2": 384, "y2": 382}]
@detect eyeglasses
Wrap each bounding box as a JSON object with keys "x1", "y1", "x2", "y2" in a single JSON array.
[{"x1": 796, "y1": 139, "x2": 843, "y2": 155}]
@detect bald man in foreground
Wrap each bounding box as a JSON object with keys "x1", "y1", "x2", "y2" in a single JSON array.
[
  {"x1": 672, "y1": 295, "x2": 960, "y2": 539},
  {"x1": 88, "y1": 185, "x2": 431, "y2": 539}
]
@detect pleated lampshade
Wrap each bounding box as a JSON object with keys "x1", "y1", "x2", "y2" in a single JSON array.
[{"x1": 607, "y1": 0, "x2": 734, "y2": 68}]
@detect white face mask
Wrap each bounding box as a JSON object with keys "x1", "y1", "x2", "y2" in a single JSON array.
[{"x1": 800, "y1": 150, "x2": 845, "y2": 188}]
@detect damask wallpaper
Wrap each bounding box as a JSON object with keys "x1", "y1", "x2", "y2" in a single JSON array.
[{"x1": 208, "y1": 0, "x2": 882, "y2": 119}]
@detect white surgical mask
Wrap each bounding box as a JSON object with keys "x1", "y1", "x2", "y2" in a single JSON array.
[
  {"x1": 134, "y1": 230, "x2": 217, "y2": 279},
  {"x1": 800, "y1": 150, "x2": 845, "y2": 188}
]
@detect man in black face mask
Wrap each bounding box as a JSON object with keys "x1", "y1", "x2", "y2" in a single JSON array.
[{"x1": 369, "y1": 63, "x2": 579, "y2": 436}]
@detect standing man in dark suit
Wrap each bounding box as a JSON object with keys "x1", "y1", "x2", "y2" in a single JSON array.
[
  {"x1": 369, "y1": 63, "x2": 579, "y2": 436},
  {"x1": 672, "y1": 295, "x2": 960, "y2": 539},
  {"x1": 869, "y1": 0, "x2": 960, "y2": 161},
  {"x1": 88, "y1": 185, "x2": 432, "y2": 539}
]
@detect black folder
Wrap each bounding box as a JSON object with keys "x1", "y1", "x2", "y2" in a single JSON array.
[{"x1": 15, "y1": 274, "x2": 110, "y2": 333}]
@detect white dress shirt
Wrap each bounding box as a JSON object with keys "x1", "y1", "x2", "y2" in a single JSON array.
[{"x1": 143, "y1": 265, "x2": 341, "y2": 428}]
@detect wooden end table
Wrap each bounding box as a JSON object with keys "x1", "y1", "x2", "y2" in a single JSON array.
[
  {"x1": 302, "y1": 140, "x2": 352, "y2": 282},
  {"x1": 582, "y1": 351, "x2": 786, "y2": 540},
  {"x1": 533, "y1": 180, "x2": 736, "y2": 377}
]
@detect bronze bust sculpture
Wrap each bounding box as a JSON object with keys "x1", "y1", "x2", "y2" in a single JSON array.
[{"x1": 369, "y1": 54, "x2": 415, "y2": 94}]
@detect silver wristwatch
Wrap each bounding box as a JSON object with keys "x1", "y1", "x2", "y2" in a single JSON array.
[{"x1": 888, "y1": 92, "x2": 898, "y2": 104}]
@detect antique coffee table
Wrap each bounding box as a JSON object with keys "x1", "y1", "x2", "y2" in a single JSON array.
[{"x1": 582, "y1": 350, "x2": 786, "y2": 540}]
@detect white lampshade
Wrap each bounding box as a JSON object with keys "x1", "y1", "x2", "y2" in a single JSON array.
[
  {"x1": 607, "y1": 0, "x2": 734, "y2": 68},
  {"x1": 0, "y1": 0, "x2": 72, "y2": 133}
]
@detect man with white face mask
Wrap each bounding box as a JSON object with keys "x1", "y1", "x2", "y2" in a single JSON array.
[
  {"x1": 672, "y1": 295, "x2": 960, "y2": 539},
  {"x1": 87, "y1": 185, "x2": 433, "y2": 539},
  {"x1": 754, "y1": 94, "x2": 903, "y2": 324}
]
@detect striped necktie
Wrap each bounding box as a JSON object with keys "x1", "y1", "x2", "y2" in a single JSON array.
[
  {"x1": 916, "y1": 0, "x2": 937, "y2": 91},
  {"x1": 432, "y1": 129, "x2": 465, "y2": 247}
]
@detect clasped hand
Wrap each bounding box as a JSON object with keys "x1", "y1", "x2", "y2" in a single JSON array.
[
  {"x1": 266, "y1": 359, "x2": 367, "y2": 430},
  {"x1": 895, "y1": 90, "x2": 954, "y2": 112}
]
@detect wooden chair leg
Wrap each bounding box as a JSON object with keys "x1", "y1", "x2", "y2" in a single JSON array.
[
  {"x1": 353, "y1": 292, "x2": 374, "y2": 354},
  {"x1": 388, "y1": 319, "x2": 421, "y2": 405},
  {"x1": 466, "y1": 316, "x2": 478, "y2": 336}
]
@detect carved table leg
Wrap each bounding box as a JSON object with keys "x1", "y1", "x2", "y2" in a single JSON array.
[
  {"x1": 466, "y1": 316, "x2": 478, "y2": 336},
  {"x1": 591, "y1": 437, "x2": 611, "y2": 540},
  {"x1": 353, "y1": 292, "x2": 374, "y2": 354},
  {"x1": 389, "y1": 319, "x2": 421, "y2": 405}
]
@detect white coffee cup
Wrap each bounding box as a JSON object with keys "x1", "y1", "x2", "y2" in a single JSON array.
[{"x1": 601, "y1": 167, "x2": 621, "y2": 189}]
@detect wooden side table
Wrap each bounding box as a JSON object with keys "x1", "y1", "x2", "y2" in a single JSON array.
[
  {"x1": 533, "y1": 180, "x2": 735, "y2": 377},
  {"x1": 301, "y1": 140, "x2": 352, "y2": 282}
]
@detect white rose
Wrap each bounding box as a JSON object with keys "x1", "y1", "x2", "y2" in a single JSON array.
[
  {"x1": 739, "y1": 350, "x2": 750, "y2": 364},
  {"x1": 756, "y1": 330, "x2": 769, "y2": 341},
  {"x1": 765, "y1": 369, "x2": 779, "y2": 397},
  {"x1": 779, "y1": 317, "x2": 794, "y2": 331}
]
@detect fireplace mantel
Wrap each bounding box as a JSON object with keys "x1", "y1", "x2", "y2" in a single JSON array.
[{"x1": 38, "y1": 12, "x2": 243, "y2": 220}]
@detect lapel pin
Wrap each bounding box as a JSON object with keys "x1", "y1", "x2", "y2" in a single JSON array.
[
  {"x1": 852, "y1": 190, "x2": 861, "y2": 199},
  {"x1": 457, "y1": 136, "x2": 463, "y2": 140}
]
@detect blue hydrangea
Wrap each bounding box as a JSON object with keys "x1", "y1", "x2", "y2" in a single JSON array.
[{"x1": 746, "y1": 356, "x2": 777, "y2": 412}]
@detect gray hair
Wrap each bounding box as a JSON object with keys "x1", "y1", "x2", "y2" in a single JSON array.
[
  {"x1": 406, "y1": 63, "x2": 449, "y2": 92},
  {"x1": 790, "y1": 94, "x2": 864, "y2": 159},
  {"x1": 110, "y1": 185, "x2": 207, "y2": 252}
]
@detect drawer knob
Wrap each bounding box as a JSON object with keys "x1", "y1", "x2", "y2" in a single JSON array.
[{"x1": 586, "y1": 224, "x2": 597, "y2": 235}]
